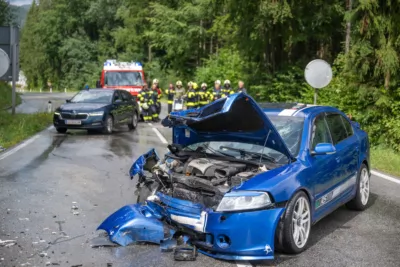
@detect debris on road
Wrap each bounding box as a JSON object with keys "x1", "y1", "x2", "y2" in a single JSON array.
[
  {"x1": 0, "y1": 239, "x2": 16, "y2": 247},
  {"x1": 73, "y1": 211, "x2": 80, "y2": 216},
  {"x1": 39, "y1": 252, "x2": 48, "y2": 257},
  {"x1": 71, "y1": 205, "x2": 78, "y2": 210}
]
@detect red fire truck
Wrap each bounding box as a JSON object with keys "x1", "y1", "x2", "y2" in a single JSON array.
[{"x1": 97, "y1": 60, "x2": 145, "y2": 96}]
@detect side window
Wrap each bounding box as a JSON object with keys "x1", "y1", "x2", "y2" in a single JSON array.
[
  {"x1": 325, "y1": 113, "x2": 348, "y2": 144},
  {"x1": 120, "y1": 91, "x2": 131, "y2": 102},
  {"x1": 311, "y1": 114, "x2": 332, "y2": 150},
  {"x1": 113, "y1": 91, "x2": 121, "y2": 102},
  {"x1": 340, "y1": 116, "x2": 354, "y2": 137}
]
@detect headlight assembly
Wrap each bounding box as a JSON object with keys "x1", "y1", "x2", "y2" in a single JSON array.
[
  {"x1": 216, "y1": 191, "x2": 272, "y2": 212},
  {"x1": 89, "y1": 111, "x2": 104, "y2": 116}
]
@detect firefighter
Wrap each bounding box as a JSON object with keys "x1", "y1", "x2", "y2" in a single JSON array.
[
  {"x1": 175, "y1": 81, "x2": 185, "y2": 99},
  {"x1": 165, "y1": 83, "x2": 175, "y2": 113},
  {"x1": 152, "y1": 79, "x2": 162, "y2": 115},
  {"x1": 222, "y1": 80, "x2": 235, "y2": 97},
  {"x1": 237, "y1": 80, "x2": 247, "y2": 94},
  {"x1": 198, "y1": 83, "x2": 211, "y2": 107},
  {"x1": 138, "y1": 84, "x2": 152, "y2": 122},
  {"x1": 192, "y1": 82, "x2": 199, "y2": 108},
  {"x1": 186, "y1": 81, "x2": 197, "y2": 109},
  {"x1": 212, "y1": 80, "x2": 223, "y2": 101},
  {"x1": 150, "y1": 84, "x2": 161, "y2": 122}
]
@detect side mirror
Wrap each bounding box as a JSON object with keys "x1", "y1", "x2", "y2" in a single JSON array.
[
  {"x1": 66, "y1": 99, "x2": 71, "y2": 103},
  {"x1": 96, "y1": 80, "x2": 101, "y2": 88},
  {"x1": 353, "y1": 121, "x2": 360, "y2": 129},
  {"x1": 311, "y1": 143, "x2": 336, "y2": 156}
]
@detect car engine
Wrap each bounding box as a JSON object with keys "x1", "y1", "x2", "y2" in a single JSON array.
[{"x1": 145, "y1": 155, "x2": 263, "y2": 209}]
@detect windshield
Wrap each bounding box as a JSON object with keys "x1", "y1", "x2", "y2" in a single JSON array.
[
  {"x1": 183, "y1": 115, "x2": 304, "y2": 164},
  {"x1": 105, "y1": 71, "x2": 143, "y2": 86},
  {"x1": 70, "y1": 90, "x2": 113, "y2": 103},
  {"x1": 268, "y1": 115, "x2": 304, "y2": 156}
]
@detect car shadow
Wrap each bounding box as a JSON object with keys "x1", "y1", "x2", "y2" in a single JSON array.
[{"x1": 245, "y1": 193, "x2": 378, "y2": 266}]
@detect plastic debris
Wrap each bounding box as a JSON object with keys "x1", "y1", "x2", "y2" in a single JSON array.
[
  {"x1": 73, "y1": 211, "x2": 80, "y2": 216},
  {"x1": 174, "y1": 246, "x2": 197, "y2": 261},
  {"x1": 39, "y1": 252, "x2": 47, "y2": 257},
  {"x1": 71, "y1": 205, "x2": 78, "y2": 210},
  {"x1": 0, "y1": 240, "x2": 16, "y2": 247}
]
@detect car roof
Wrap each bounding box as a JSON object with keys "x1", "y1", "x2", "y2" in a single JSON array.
[
  {"x1": 260, "y1": 102, "x2": 343, "y2": 118},
  {"x1": 82, "y1": 88, "x2": 116, "y2": 92}
]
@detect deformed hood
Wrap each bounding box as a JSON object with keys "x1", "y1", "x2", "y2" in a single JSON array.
[{"x1": 162, "y1": 93, "x2": 294, "y2": 161}]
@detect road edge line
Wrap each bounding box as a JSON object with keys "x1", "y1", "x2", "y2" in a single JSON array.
[
  {"x1": 0, "y1": 125, "x2": 53, "y2": 161},
  {"x1": 371, "y1": 170, "x2": 400, "y2": 185},
  {"x1": 152, "y1": 127, "x2": 168, "y2": 144}
]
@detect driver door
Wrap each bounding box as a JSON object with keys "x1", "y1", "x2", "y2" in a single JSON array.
[{"x1": 112, "y1": 91, "x2": 124, "y2": 124}]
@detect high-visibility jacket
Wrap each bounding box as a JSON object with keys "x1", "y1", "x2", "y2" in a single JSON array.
[
  {"x1": 165, "y1": 87, "x2": 175, "y2": 104},
  {"x1": 212, "y1": 88, "x2": 224, "y2": 101},
  {"x1": 150, "y1": 89, "x2": 160, "y2": 105},
  {"x1": 186, "y1": 88, "x2": 198, "y2": 107},
  {"x1": 138, "y1": 89, "x2": 152, "y2": 108},
  {"x1": 222, "y1": 86, "x2": 235, "y2": 97},
  {"x1": 198, "y1": 88, "x2": 211, "y2": 106}
]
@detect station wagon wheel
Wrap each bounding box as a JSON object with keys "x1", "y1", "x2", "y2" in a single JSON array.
[
  {"x1": 275, "y1": 191, "x2": 311, "y2": 254},
  {"x1": 103, "y1": 115, "x2": 113, "y2": 134},
  {"x1": 346, "y1": 163, "x2": 370, "y2": 211}
]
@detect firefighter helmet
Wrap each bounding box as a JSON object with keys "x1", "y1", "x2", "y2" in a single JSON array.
[
  {"x1": 215, "y1": 80, "x2": 221, "y2": 85},
  {"x1": 201, "y1": 83, "x2": 207, "y2": 88},
  {"x1": 224, "y1": 80, "x2": 231, "y2": 85},
  {"x1": 153, "y1": 79, "x2": 159, "y2": 84},
  {"x1": 187, "y1": 81, "x2": 193, "y2": 87},
  {"x1": 176, "y1": 80, "x2": 182, "y2": 86}
]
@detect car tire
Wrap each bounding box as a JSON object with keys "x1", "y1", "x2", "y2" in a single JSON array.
[
  {"x1": 56, "y1": 127, "x2": 67, "y2": 134},
  {"x1": 128, "y1": 112, "x2": 138, "y2": 130},
  {"x1": 346, "y1": 163, "x2": 370, "y2": 211},
  {"x1": 103, "y1": 115, "x2": 113, "y2": 134},
  {"x1": 275, "y1": 191, "x2": 311, "y2": 254}
]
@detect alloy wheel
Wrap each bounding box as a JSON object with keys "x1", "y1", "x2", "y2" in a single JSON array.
[{"x1": 292, "y1": 196, "x2": 311, "y2": 249}]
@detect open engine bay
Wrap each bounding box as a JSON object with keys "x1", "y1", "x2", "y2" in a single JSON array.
[{"x1": 135, "y1": 144, "x2": 278, "y2": 209}]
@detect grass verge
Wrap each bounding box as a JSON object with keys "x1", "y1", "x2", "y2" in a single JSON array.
[
  {"x1": 0, "y1": 82, "x2": 22, "y2": 109},
  {"x1": 0, "y1": 112, "x2": 53, "y2": 149},
  {"x1": 371, "y1": 146, "x2": 400, "y2": 178}
]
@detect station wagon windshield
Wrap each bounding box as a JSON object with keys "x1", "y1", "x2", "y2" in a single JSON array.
[{"x1": 70, "y1": 90, "x2": 114, "y2": 103}]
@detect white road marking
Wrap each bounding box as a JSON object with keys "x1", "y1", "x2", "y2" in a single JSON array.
[
  {"x1": 371, "y1": 170, "x2": 400, "y2": 185},
  {"x1": 147, "y1": 123, "x2": 153, "y2": 126},
  {"x1": 152, "y1": 127, "x2": 168, "y2": 144},
  {"x1": 236, "y1": 261, "x2": 253, "y2": 267},
  {"x1": 0, "y1": 125, "x2": 54, "y2": 161}
]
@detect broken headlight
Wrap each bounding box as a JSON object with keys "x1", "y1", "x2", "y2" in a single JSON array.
[{"x1": 216, "y1": 191, "x2": 272, "y2": 212}]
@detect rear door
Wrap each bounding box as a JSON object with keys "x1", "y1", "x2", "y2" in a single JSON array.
[{"x1": 120, "y1": 90, "x2": 134, "y2": 122}]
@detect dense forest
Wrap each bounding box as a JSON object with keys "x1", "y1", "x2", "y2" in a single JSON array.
[{"x1": 1, "y1": 0, "x2": 400, "y2": 151}]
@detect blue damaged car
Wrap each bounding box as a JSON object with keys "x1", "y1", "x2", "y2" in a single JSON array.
[{"x1": 96, "y1": 93, "x2": 371, "y2": 261}]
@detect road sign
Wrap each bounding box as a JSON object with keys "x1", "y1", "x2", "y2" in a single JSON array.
[
  {"x1": 0, "y1": 26, "x2": 19, "y2": 81},
  {"x1": 0, "y1": 48, "x2": 10, "y2": 78}
]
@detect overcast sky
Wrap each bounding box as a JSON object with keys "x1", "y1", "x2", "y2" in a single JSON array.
[{"x1": 8, "y1": 0, "x2": 32, "y2": 6}]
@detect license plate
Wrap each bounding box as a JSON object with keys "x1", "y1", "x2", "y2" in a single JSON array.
[
  {"x1": 65, "y1": 120, "x2": 82, "y2": 125},
  {"x1": 174, "y1": 103, "x2": 183, "y2": 110}
]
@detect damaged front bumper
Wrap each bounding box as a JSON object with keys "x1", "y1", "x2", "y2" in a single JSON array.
[{"x1": 97, "y1": 192, "x2": 285, "y2": 261}]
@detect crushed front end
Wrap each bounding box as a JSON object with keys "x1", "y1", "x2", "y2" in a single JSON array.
[{"x1": 96, "y1": 145, "x2": 286, "y2": 261}]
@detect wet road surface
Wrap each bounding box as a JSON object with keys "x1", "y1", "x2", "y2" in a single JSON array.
[
  {"x1": 15, "y1": 93, "x2": 76, "y2": 114},
  {"x1": 1, "y1": 95, "x2": 400, "y2": 266}
]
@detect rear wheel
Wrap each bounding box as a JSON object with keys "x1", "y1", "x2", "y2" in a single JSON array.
[
  {"x1": 346, "y1": 164, "x2": 370, "y2": 211},
  {"x1": 128, "y1": 112, "x2": 138, "y2": 130},
  {"x1": 275, "y1": 191, "x2": 311, "y2": 254},
  {"x1": 103, "y1": 115, "x2": 113, "y2": 134},
  {"x1": 56, "y1": 127, "x2": 67, "y2": 134}
]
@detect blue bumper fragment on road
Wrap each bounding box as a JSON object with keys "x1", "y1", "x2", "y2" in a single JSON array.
[{"x1": 97, "y1": 193, "x2": 285, "y2": 261}]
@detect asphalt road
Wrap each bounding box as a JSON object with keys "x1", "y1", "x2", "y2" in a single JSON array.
[{"x1": 1, "y1": 93, "x2": 400, "y2": 267}]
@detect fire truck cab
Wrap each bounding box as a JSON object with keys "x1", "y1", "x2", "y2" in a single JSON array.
[{"x1": 98, "y1": 60, "x2": 145, "y2": 96}]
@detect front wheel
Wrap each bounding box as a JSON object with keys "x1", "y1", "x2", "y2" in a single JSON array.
[
  {"x1": 103, "y1": 115, "x2": 113, "y2": 134},
  {"x1": 275, "y1": 191, "x2": 311, "y2": 254},
  {"x1": 346, "y1": 164, "x2": 370, "y2": 211}
]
